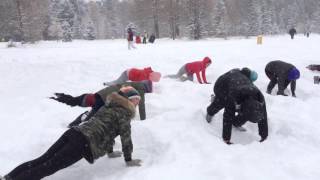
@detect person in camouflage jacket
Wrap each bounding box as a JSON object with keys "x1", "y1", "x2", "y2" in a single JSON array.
[
  {"x1": 50, "y1": 80, "x2": 152, "y2": 123},
  {"x1": 2, "y1": 87, "x2": 142, "y2": 180}
]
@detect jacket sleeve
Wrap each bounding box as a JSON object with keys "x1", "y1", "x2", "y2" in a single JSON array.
[
  {"x1": 201, "y1": 69, "x2": 208, "y2": 83},
  {"x1": 195, "y1": 72, "x2": 203, "y2": 83},
  {"x1": 119, "y1": 117, "x2": 133, "y2": 161},
  {"x1": 257, "y1": 91, "x2": 268, "y2": 138},
  {"x1": 138, "y1": 91, "x2": 146, "y2": 120},
  {"x1": 290, "y1": 80, "x2": 296, "y2": 95}
]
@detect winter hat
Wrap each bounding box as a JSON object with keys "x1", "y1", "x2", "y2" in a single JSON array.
[
  {"x1": 240, "y1": 98, "x2": 264, "y2": 123},
  {"x1": 249, "y1": 70, "x2": 258, "y2": 82},
  {"x1": 141, "y1": 80, "x2": 153, "y2": 93},
  {"x1": 203, "y1": 56, "x2": 212, "y2": 64},
  {"x1": 241, "y1": 67, "x2": 258, "y2": 82},
  {"x1": 149, "y1": 72, "x2": 161, "y2": 82},
  {"x1": 119, "y1": 86, "x2": 141, "y2": 101},
  {"x1": 288, "y1": 67, "x2": 300, "y2": 80}
]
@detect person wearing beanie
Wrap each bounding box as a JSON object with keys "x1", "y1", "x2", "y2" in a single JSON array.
[
  {"x1": 104, "y1": 67, "x2": 161, "y2": 86},
  {"x1": 165, "y1": 57, "x2": 212, "y2": 84},
  {"x1": 2, "y1": 87, "x2": 142, "y2": 180},
  {"x1": 206, "y1": 68, "x2": 268, "y2": 144},
  {"x1": 265, "y1": 60, "x2": 300, "y2": 97},
  {"x1": 50, "y1": 80, "x2": 152, "y2": 123}
]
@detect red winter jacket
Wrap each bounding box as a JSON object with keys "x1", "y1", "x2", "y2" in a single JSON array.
[
  {"x1": 128, "y1": 67, "x2": 154, "y2": 81},
  {"x1": 185, "y1": 57, "x2": 211, "y2": 84}
]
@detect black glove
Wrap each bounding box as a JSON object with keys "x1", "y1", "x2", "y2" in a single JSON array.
[
  {"x1": 206, "y1": 114, "x2": 213, "y2": 123},
  {"x1": 223, "y1": 139, "x2": 233, "y2": 145},
  {"x1": 259, "y1": 136, "x2": 267, "y2": 142},
  {"x1": 277, "y1": 92, "x2": 288, "y2": 96},
  {"x1": 107, "y1": 151, "x2": 122, "y2": 158},
  {"x1": 126, "y1": 159, "x2": 142, "y2": 167}
]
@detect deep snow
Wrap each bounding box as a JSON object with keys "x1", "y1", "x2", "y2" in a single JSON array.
[{"x1": 1, "y1": 35, "x2": 320, "y2": 180}]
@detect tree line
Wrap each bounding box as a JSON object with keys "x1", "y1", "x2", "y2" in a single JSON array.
[{"x1": 0, "y1": 0, "x2": 319, "y2": 42}]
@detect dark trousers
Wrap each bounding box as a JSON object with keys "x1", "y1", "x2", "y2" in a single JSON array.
[
  {"x1": 6, "y1": 129, "x2": 89, "y2": 180},
  {"x1": 265, "y1": 70, "x2": 277, "y2": 93}
]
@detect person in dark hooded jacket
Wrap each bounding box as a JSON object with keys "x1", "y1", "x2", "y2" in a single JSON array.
[
  {"x1": 265, "y1": 60, "x2": 300, "y2": 97},
  {"x1": 1, "y1": 86, "x2": 142, "y2": 180},
  {"x1": 206, "y1": 68, "x2": 268, "y2": 144},
  {"x1": 50, "y1": 80, "x2": 152, "y2": 124}
]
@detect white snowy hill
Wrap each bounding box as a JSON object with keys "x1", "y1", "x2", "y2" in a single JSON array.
[{"x1": 1, "y1": 35, "x2": 320, "y2": 180}]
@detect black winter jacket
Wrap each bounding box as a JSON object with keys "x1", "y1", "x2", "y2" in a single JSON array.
[
  {"x1": 265, "y1": 60, "x2": 296, "y2": 95},
  {"x1": 207, "y1": 69, "x2": 268, "y2": 141}
]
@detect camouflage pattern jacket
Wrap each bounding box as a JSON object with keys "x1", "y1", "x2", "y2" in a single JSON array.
[{"x1": 75, "y1": 92, "x2": 136, "y2": 163}]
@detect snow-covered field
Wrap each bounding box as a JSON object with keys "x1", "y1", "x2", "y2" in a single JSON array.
[{"x1": 1, "y1": 35, "x2": 320, "y2": 180}]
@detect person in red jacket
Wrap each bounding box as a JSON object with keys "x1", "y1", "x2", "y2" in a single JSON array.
[
  {"x1": 166, "y1": 57, "x2": 212, "y2": 84},
  {"x1": 104, "y1": 67, "x2": 161, "y2": 86}
]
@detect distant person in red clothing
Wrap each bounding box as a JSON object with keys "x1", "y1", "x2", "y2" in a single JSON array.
[
  {"x1": 104, "y1": 67, "x2": 161, "y2": 86},
  {"x1": 166, "y1": 57, "x2": 212, "y2": 84}
]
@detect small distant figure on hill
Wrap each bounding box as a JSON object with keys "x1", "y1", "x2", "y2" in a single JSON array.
[
  {"x1": 289, "y1": 28, "x2": 297, "y2": 39},
  {"x1": 206, "y1": 68, "x2": 267, "y2": 145},
  {"x1": 142, "y1": 30, "x2": 148, "y2": 44},
  {"x1": 135, "y1": 34, "x2": 141, "y2": 44},
  {"x1": 127, "y1": 28, "x2": 136, "y2": 50},
  {"x1": 306, "y1": 64, "x2": 320, "y2": 71},
  {"x1": 149, "y1": 33, "x2": 156, "y2": 43},
  {"x1": 104, "y1": 67, "x2": 161, "y2": 86},
  {"x1": 265, "y1": 60, "x2": 300, "y2": 97},
  {"x1": 165, "y1": 57, "x2": 212, "y2": 84}
]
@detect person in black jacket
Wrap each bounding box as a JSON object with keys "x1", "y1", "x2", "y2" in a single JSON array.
[
  {"x1": 289, "y1": 28, "x2": 297, "y2": 39},
  {"x1": 206, "y1": 68, "x2": 268, "y2": 144},
  {"x1": 265, "y1": 60, "x2": 300, "y2": 97}
]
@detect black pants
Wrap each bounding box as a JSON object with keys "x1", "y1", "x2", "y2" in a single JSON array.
[
  {"x1": 265, "y1": 70, "x2": 277, "y2": 93},
  {"x1": 6, "y1": 129, "x2": 89, "y2": 180}
]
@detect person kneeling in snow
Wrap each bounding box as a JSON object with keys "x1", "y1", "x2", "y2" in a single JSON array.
[
  {"x1": 1, "y1": 87, "x2": 142, "y2": 180},
  {"x1": 206, "y1": 68, "x2": 268, "y2": 145},
  {"x1": 265, "y1": 60, "x2": 300, "y2": 97},
  {"x1": 166, "y1": 57, "x2": 212, "y2": 84},
  {"x1": 50, "y1": 80, "x2": 152, "y2": 123},
  {"x1": 104, "y1": 67, "x2": 161, "y2": 86}
]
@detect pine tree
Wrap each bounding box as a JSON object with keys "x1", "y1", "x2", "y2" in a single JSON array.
[{"x1": 212, "y1": 0, "x2": 228, "y2": 38}]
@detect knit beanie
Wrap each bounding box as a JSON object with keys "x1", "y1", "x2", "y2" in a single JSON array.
[
  {"x1": 288, "y1": 67, "x2": 300, "y2": 80},
  {"x1": 241, "y1": 67, "x2": 258, "y2": 82},
  {"x1": 141, "y1": 80, "x2": 153, "y2": 93},
  {"x1": 249, "y1": 70, "x2": 258, "y2": 82},
  {"x1": 119, "y1": 86, "x2": 141, "y2": 101}
]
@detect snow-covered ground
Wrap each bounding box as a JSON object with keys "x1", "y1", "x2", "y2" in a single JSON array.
[{"x1": 1, "y1": 35, "x2": 320, "y2": 180}]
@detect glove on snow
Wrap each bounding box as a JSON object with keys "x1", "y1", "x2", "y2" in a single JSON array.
[
  {"x1": 107, "y1": 151, "x2": 122, "y2": 158},
  {"x1": 223, "y1": 139, "x2": 233, "y2": 145},
  {"x1": 206, "y1": 114, "x2": 213, "y2": 123},
  {"x1": 260, "y1": 136, "x2": 267, "y2": 142},
  {"x1": 126, "y1": 159, "x2": 142, "y2": 167}
]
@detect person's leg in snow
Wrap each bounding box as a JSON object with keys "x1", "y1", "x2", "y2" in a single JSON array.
[
  {"x1": 104, "y1": 70, "x2": 129, "y2": 86},
  {"x1": 5, "y1": 129, "x2": 88, "y2": 180},
  {"x1": 165, "y1": 65, "x2": 188, "y2": 81}
]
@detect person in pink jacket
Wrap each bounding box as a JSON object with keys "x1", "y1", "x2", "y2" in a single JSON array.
[{"x1": 166, "y1": 57, "x2": 212, "y2": 84}]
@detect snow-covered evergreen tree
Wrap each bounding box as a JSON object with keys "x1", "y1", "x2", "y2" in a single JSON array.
[{"x1": 212, "y1": 0, "x2": 228, "y2": 38}]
